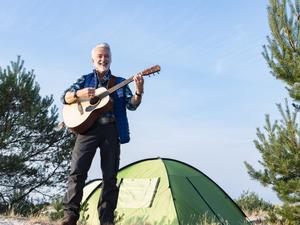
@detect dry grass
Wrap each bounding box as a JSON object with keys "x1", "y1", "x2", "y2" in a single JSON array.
[
  {"x1": 1, "y1": 210, "x2": 292, "y2": 225},
  {"x1": 245, "y1": 209, "x2": 268, "y2": 224},
  {"x1": 27, "y1": 215, "x2": 60, "y2": 225},
  {"x1": 244, "y1": 209, "x2": 293, "y2": 225},
  {"x1": 0, "y1": 214, "x2": 60, "y2": 225}
]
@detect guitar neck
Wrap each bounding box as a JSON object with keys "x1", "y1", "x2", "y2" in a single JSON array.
[
  {"x1": 106, "y1": 65, "x2": 160, "y2": 94},
  {"x1": 107, "y1": 76, "x2": 134, "y2": 94}
]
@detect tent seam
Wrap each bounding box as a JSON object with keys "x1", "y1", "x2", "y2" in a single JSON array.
[
  {"x1": 186, "y1": 177, "x2": 225, "y2": 225},
  {"x1": 161, "y1": 158, "x2": 181, "y2": 225}
]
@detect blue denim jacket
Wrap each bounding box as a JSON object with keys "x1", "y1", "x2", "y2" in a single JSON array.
[{"x1": 62, "y1": 70, "x2": 139, "y2": 143}]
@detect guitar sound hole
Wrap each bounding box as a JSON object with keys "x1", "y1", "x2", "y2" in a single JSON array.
[{"x1": 90, "y1": 96, "x2": 100, "y2": 105}]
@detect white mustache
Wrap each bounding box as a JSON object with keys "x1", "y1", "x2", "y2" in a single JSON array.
[{"x1": 98, "y1": 62, "x2": 108, "y2": 66}]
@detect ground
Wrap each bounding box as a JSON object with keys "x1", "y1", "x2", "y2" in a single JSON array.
[{"x1": 0, "y1": 216, "x2": 56, "y2": 225}]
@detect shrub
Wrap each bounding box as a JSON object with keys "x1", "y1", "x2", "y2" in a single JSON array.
[{"x1": 235, "y1": 190, "x2": 273, "y2": 213}]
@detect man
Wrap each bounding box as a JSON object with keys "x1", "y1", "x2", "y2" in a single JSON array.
[{"x1": 61, "y1": 42, "x2": 144, "y2": 225}]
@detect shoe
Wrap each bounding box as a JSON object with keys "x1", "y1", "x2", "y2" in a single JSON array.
[{"x1": 60, "y1": 215, "x2": 78, "y2": 225}]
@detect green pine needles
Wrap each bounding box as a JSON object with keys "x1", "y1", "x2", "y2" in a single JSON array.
[
  {"x1": 245, "y1": 100, "x2": 300, "y2": 224},
  {"x1": 246, "y1": 1, "x2": 300, "y2": 223},
  {"x1": 262, "y1": 0, "x2": 300, "y2": 99}
]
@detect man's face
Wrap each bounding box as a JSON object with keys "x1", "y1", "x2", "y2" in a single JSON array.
[{"x1": 92, "y1": 47, "x2": 111, "y2": 74}]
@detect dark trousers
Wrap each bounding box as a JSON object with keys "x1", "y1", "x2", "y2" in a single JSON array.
[{"x1": 63, "y1": 121, "x2": 120, "y2": 224}]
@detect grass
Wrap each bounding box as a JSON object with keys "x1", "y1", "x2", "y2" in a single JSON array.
[{"x1": 0, "y1": 208, "x2": 293, "y2": 225}]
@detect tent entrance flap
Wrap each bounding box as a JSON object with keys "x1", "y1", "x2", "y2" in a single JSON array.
[{"x1": 117, "y1": 177, "x2": 160, "y2": 209}]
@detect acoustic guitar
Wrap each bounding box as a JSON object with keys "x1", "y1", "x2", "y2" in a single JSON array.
[{"x1": 63, "y1": 65, "x2": 160, "y2": 134}]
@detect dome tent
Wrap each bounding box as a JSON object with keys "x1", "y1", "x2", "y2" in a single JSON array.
[{"x1": 80, "y1": 158, "x2": 250, "y2": 225}]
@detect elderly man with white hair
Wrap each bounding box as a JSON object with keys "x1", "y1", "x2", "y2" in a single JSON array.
[{"x1": 61, "y1": 42, "x2": 144, "y2": 225}]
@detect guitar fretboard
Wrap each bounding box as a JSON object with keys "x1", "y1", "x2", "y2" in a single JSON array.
[
  {"x1": 106, "y1": 65, "x2": 160, "y2": 94},
  {"x1": 107, "y1": 76, "x2": 134, "y2": 94}
]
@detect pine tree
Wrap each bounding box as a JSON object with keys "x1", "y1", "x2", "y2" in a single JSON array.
[
  {"x1": 0, "y1": 56, "x2": 74, "y2": 213},
  {"x1": 262, "y1": 0, "x2": 300, "y2": 99},
  {"x1": 245, "y1": 100, "x2": 300, "y2": 223},
  {"x1": 245, "y1": 0, "x2": 300, "y2": 223}
]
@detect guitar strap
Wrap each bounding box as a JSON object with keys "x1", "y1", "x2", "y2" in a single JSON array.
[
  {"x1": 108, "y1": 75, "x2": 116, "y2": 89},
  {"x1": 100, "y1": 75, "x2": 116, "y2": 113}
]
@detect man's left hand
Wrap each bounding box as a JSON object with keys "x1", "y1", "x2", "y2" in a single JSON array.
[{"x1": 133, "y1": 74, "x2": 144, "y2": 94}]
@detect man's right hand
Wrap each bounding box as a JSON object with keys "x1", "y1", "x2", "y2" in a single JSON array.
[
  {"x1": 76, "y1": 88, "x2": 96, "y2": 99},
  {"x1": 64, "y1": 88, "x2": 96, "y2": 104}
]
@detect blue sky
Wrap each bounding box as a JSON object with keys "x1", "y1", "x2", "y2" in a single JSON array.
[{"x1": 0, "y1": 1, "x2": 290, "y2": 203}]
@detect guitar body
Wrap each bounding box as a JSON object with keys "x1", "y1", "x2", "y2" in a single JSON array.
[{"x1": 63, "y1": 87, "x2": 110, "y2": 134}]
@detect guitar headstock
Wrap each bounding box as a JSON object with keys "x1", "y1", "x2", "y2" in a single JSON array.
[{"x1": 140, "y1": 65, "x2": 161, "y2": 77}]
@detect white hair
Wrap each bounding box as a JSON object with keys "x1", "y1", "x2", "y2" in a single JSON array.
[{"x1": 91, "y1": 42, "x2": 111, "y2": 57}]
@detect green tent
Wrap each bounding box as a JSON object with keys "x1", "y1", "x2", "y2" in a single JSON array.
[{"x1": 80, "y1": 158, "x2": 250, "y2": 225}]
